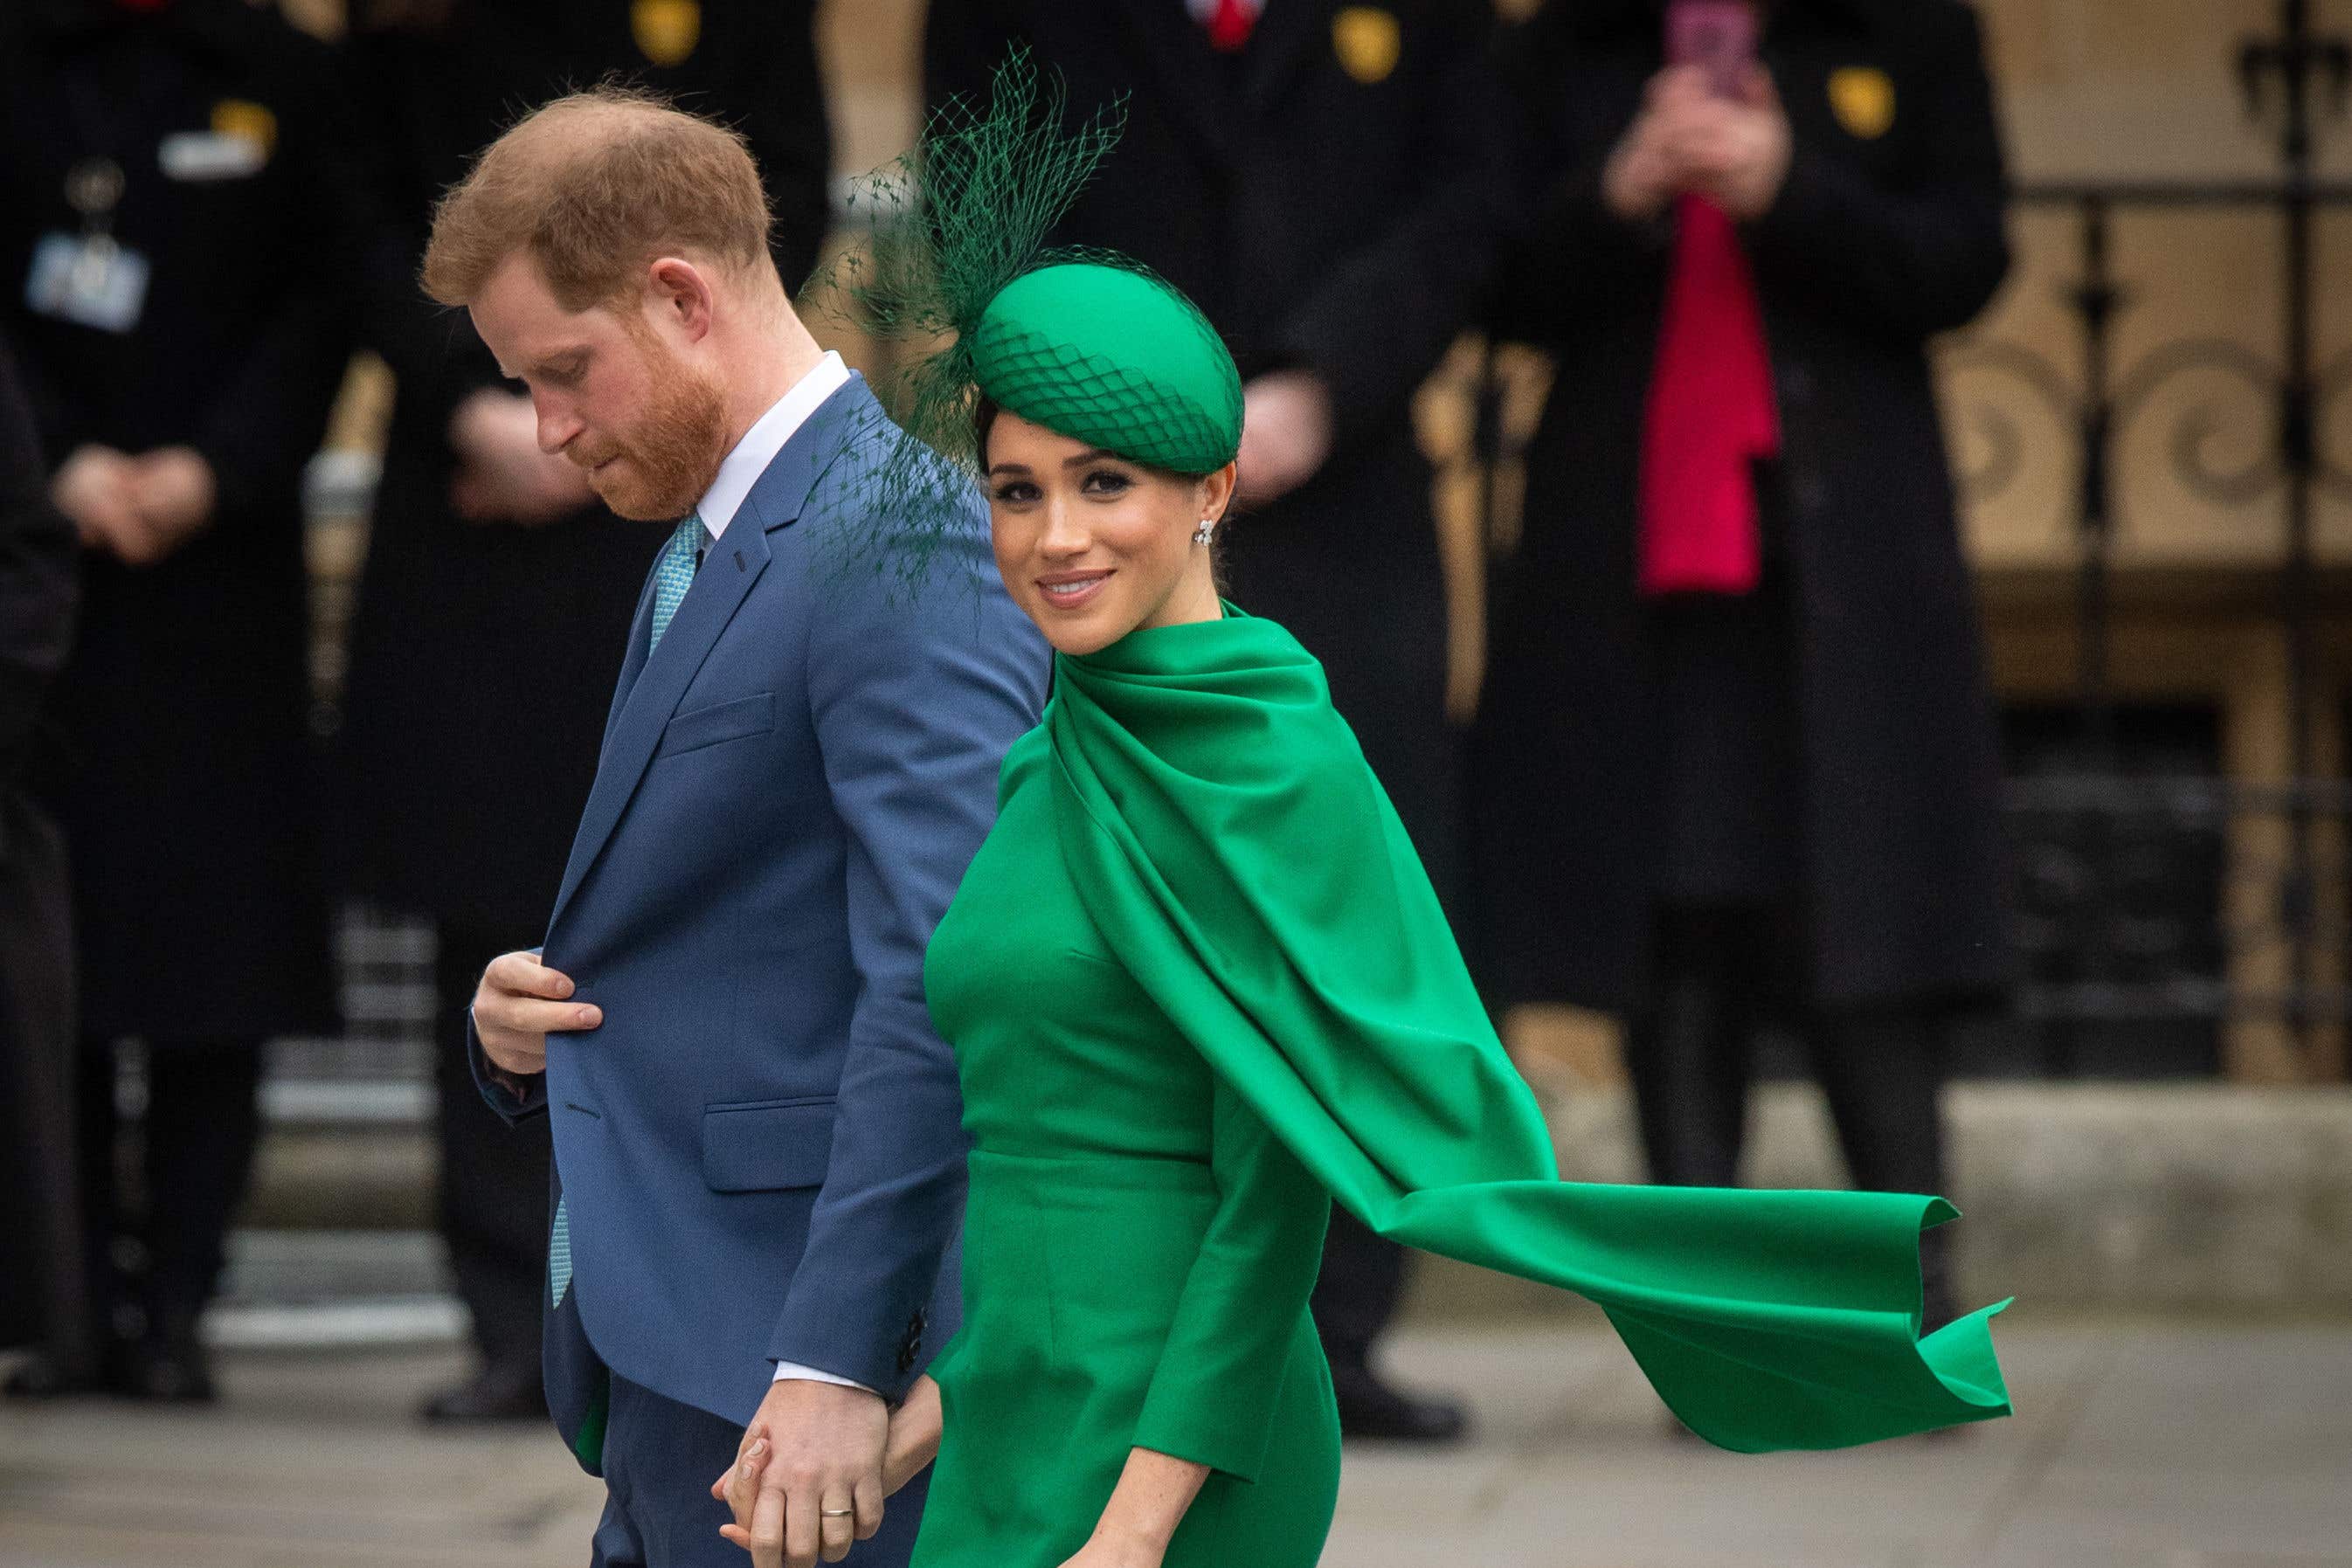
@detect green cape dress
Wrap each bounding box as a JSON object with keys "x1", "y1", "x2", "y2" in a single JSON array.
[{"x1": 915, "y1": 609, "x2": 2009, "y2": 1566}]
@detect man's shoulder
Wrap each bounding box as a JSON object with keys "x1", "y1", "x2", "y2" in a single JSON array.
[
  {"x1": 773, "y1": 411, "x2": 992, "y2": 586},
  {"x1": 807, "y1": 406, "x2": 986, "y2": 530}
]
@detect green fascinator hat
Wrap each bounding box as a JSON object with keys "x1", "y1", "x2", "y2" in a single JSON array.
[
  {"x1": 970, "y1": 263, "x2": 1243, "y2": 476},
  {"x1": 807, "y1": 52, "x2": 1242, "y2": 577}
]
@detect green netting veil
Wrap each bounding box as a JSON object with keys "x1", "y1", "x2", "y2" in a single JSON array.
[
  {"x1": 972, "y1": 263, "x2": 1242, "y2": 475},
  {"x1": 805, "y1": 52, "x2": 1243, "y2": 579}
]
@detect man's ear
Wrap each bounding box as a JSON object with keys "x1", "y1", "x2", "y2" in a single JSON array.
[{"x1": 646, "y1": 256, "x2": 716, "y2": 343}]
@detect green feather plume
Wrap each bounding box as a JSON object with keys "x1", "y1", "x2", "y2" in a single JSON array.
[{"x1": 801, "y1": 52, "x2": 1124, "y2": 583}]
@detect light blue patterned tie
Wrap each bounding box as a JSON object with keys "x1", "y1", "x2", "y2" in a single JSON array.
[
  {"x1": 647, "y1": 510, "x2": 709, "y2": 653},
  {"x1": 550, "y1": 1198, "x2": 573, "y2": 1309},
  {"x1": 550, "y1": 515, "x2": 707, "y2": 1309}
]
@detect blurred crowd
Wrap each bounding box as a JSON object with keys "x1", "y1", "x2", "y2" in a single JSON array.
[{"x1": 0, "y1": 0, "x2": 2014, "y2": 1444}]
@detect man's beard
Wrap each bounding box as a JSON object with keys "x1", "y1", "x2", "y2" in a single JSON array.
[{"x1": 577, "y1": 342, "x2": 729, "y2": 522}]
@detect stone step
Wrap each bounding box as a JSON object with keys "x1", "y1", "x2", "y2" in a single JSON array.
[
  {"x1": 209, "y1": 1230, "x2": 462, "y2": 1350},
  {"x1": 247, "y1": 1081, "x2": 437, "y2": 1231},
  {"x1": 238, "y1": 1080, "x2": 2352, "y2": 1315}
]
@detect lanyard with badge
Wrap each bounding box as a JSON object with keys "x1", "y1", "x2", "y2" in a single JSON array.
[
  {"x1": 24, "y1": 54, "x2": 156, "y2": 337},
  {"x1": 25, "y1": 153, "x2": 151, "y2": 335}
]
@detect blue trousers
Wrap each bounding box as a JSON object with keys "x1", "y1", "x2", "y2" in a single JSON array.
[{"x1": 590, "y1": 1374, "x2": 931, "y2": 1568}]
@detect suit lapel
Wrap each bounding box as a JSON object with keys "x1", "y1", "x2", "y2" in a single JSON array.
[
  {"x1": 1244, "y1": 0, "x2": 1334, "y2": 120},
  {"x1": 1107, "y1": 0, "x2": 1243, "y2": 168},
  {"x1": 600, "y1": 563, "x2": 663, "y2": 756},
  {"x1": 545, "y1": 376, "x2": 875, "y2": 936}
]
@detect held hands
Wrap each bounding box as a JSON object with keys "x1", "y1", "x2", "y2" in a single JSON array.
[
  {"x1": 715, "y1": 1378, "x2": 890, "y2": 1568},
  {"x1": 880, "y1": 1375, "x2": 944, "y2": 1497},
  {"x1": 53, "y1": 443, "x2": 218, "y2": 566},
  {"x1": 448, "y1": 387, "x2": 595, "y2": 525},
  {"x1": 1603, "y1": 64, "x2": 1793, "y2": 224},
  {"x1": 1235, "y1": 370, "x2": 1334, "y2": 508},
  {"x1": 470, "y1": 950, "x2": 601, "y2": 1080}
]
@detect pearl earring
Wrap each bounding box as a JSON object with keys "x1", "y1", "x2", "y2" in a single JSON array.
[{"x1": 1193, "y1": 520, "x2": 1215, "y2": 547}]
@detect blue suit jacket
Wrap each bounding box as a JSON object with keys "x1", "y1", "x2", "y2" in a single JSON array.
[{"x1": 472, "y1": 377, "x2": 1046, "y2": 1463}]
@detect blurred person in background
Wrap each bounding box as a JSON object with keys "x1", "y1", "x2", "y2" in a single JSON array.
[
  {"x1": 0, "y1": 0, "x2": 351, "y2": 1402},
  {"x1": 0, "y1": 328, "x2": 85, "y2": 1386},
  {"x1": 924, "y1": 0, "x2": 1509, "y2": 1446},
  {"x1": 335, "y1": 0, "x2": 834, "y2": 1426},
  {"x1": 1472, "y1": 0, "x2": 2015, "y2": 1337}
]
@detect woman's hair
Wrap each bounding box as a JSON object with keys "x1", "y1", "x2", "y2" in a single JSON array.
[
  {"x1": 972, "y1": 395, "x2": 1005, "y2": 470},
  {"x1": 972, "y1": 396, "x2": 1223, "y2": 490},
  {"x1": 422, "y1": 85, "x2": 773, "y2": 311}
]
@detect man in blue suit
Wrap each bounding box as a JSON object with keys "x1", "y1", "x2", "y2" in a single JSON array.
[{"x1": 421, "y1": 89, "x2": 1046, "y2": 1568}]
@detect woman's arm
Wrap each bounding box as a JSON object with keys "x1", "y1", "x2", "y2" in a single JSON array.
[
  {"x1": 1074, "y1": 1077, "x2": 1328, "y2": 1564},
  {"x1": 1055, "y1": 1449, "x2": 1209, "y2": 1568},
  {"x1": 882, "y1": 1374, "x2": 943, "y2": 1495}
]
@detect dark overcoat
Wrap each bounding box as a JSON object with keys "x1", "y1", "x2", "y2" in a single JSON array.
[
  {"x1": 335, "y1": 0, "x2": 834, "y2": 932},
  {"x1": 0, "y1": 329, "x2": 82, "y2": 1350},
  {"x1": 0, "y1": 0, "x2": 349, "y2": 1042},
  {"x1": 1470, "y1": 0, "x2": 2016, "y2": 1012},
  {"x1": 924, "y1": 0, "x2": 1508, "y2": 890}
]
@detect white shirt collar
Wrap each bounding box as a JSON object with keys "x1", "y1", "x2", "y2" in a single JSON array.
[{"x1": 695, "y1": 350, "x2": 853, "y2": 540}]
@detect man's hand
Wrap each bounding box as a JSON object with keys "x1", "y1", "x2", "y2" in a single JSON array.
[
  {"x1": 1664, "y1": 66, "x2": 1792, "y2": 222},
  {"x1": 56, "y1": 445, "x2": 223, "y2": 567},
  {"x1": 1235, "y1": 370, "x2": 1334, "y2": 508},
  {"x1": 449, "y1": 388, "x2": 596, "y2": 525},
  {"x1": 716, "y1": 1379, "x2": 889, "y2": 1568},
  {"x1": 53, "y1": 444, "x2": 143, "y2": 556},
  {"x1": 470, "y1": 950, "x2": 599, "y2": 1079},
  {"x1": 122, "y1": 446, "x2": 218, "y2": 563}
]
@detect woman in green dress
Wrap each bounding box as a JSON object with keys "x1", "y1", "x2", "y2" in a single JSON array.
[{"x1": 783, "y1": 61, "x2": 2010, "y2": 1568}]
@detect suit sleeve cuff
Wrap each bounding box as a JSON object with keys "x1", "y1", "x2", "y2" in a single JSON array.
[
  {"x1": 466, "y1": 1005, "x2": 547, "y2": 1124},
  {"x1": 769, "y1": 1361, "x2": 877, "y2": 1394}
]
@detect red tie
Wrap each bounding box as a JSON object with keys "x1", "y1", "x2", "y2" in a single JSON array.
[
  {"x1": 1206, "y1": 0, "x2": 1258, "y2": 52},
  {"x1": 1636, "y1": 195, "x2": 1781, "y2": 597}
]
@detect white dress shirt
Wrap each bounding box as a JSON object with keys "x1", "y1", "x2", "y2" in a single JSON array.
[
  {"x1": 702, "y1": 349, "x2": 873, "y2": 1394},
  {"x1": 699, "y1": 349, "x2": 852, "y2": 542}
]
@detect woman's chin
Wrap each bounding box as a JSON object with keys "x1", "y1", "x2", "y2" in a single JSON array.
[{"x1": 1024, "y1": 597, "x2": 1136, "y2": 657}]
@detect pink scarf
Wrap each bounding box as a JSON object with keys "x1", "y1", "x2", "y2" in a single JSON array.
[{"x1": 1637, "y1": 194, "x2": 1780, "y2": 597}]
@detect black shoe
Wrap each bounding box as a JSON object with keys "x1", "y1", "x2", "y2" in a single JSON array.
[
  {"x1": 121, "y1": 1329, "x2": 218, "y2": 1404},
  {"x1": 419, "y1": 1361, "x2": 545, "y2": 1425},
  {"x1": 1332, "y1": 1369, "x2": 1468, "y2": 1444},
  {"x1": 2, "y1": 1345, "x2": 110, "y2": 1400}
]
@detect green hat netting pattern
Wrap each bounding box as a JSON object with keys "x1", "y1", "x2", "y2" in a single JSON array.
[
  {"x1": 971, "y1": 264, "x2": 1243, "y2": 476},
  {"x1": 806, "y1": 52, "x2": 1241, "y2": 580}
]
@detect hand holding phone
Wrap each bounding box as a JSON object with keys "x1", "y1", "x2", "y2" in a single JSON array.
[{"x1": 1666, "y1": 0, "x2": 1760, "y2": 100}]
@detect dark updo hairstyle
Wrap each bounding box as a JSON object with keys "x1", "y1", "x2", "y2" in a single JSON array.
[{"x1": 972, "y1": 396, "x2": 1225, "y2": 487}]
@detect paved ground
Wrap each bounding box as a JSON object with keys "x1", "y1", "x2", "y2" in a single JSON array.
[{"x1": 3, "y1": 1312, "x2": 2349, "y2": 1567}]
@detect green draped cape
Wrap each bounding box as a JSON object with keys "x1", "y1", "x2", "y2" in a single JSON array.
[{"x1": 1043, "y1": 609, "x2": 2010, "y2": 1453}]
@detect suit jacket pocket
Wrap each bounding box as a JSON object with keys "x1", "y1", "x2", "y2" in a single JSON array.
[
  {"x1": 702, "y1": 1095, "x2": 836, "y2": 1192},
  {"x1": 657, "y1": 692, "x2": 775, "y2": 760}
]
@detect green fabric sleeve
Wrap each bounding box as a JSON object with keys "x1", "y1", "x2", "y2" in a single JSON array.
[
  {"x1": 1130, "y1": 1076, "x2": 1331, "y2": 1482},
  {"x1": 1047, "y1": 609, "x2": 2012, "y2": 1454}
]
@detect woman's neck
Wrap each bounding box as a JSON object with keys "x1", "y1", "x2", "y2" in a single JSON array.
[{"x1": 1136, "y1": 565, "x2": 1224, "y2": 635}]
